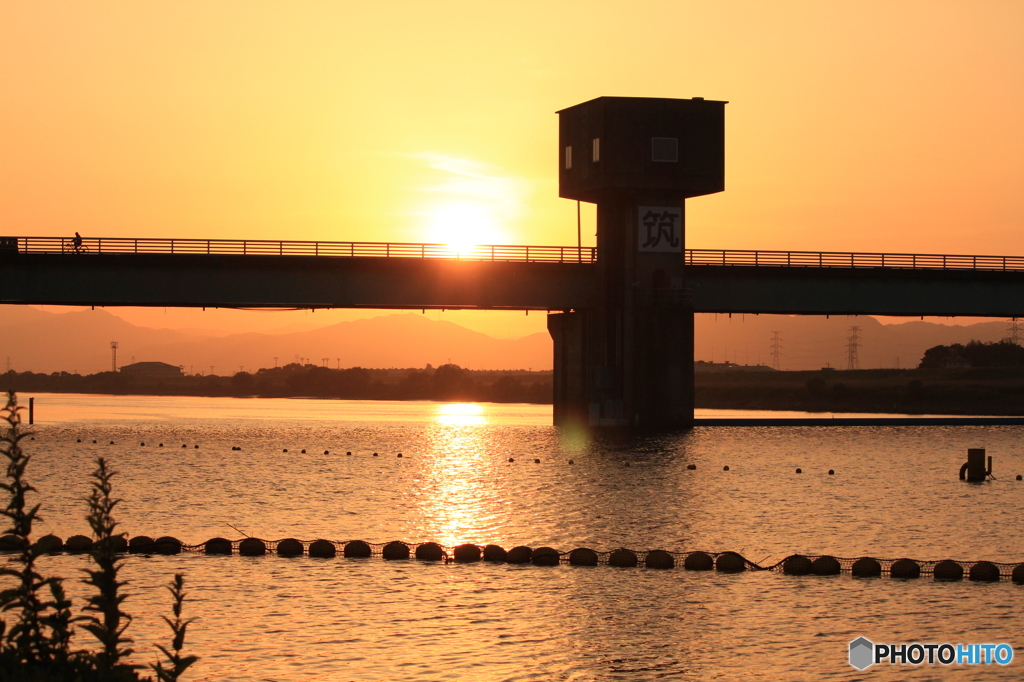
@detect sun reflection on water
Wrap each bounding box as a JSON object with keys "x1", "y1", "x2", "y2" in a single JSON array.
[
  {"x1": 414, "y1": 403, "x2": 497, "y2": 547},
  {"x1": 433, "y1": 402, "x2": 487, "y2": 427}
]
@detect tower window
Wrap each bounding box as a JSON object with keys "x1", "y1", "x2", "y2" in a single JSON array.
[
  {"x1": 564, "y1": 145, "x2": 573, "y2": 170},
  {"x1": 651, "y1": 137, "x2": 678, "y2": 162},
  {"x1": 592, "y1": 138, "x2": 600, "y2": 162}
]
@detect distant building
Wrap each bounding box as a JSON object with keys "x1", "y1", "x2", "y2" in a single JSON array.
[
  {"x1": 694, "y1": 361, "x2": 776, "y2": 373},
  {"x1": 119, "y1": 361, "x2": 183, "y2": 379}
]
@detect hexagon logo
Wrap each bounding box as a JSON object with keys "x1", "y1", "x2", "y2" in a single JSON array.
[{"x1": 849, "y1": 637, "x2": 874, "y2": 670}]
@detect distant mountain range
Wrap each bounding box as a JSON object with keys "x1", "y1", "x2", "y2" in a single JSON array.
[
  {"x1": 0, "y1": 307, "x2": 552, "y2": 374},
  {"x1": 694, "y1": 314, "x2": 1016, "y2": 371},
  {"x1": 0, "y1": 305, "x2": 1017, "y2": 374}
]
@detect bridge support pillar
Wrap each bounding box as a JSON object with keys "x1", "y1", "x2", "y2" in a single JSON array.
[
  {"x1": 548, "y1": 195, "x2": 695, "y2": 429},
  {"x1": 548, "y1": 304, "x2": 694, "y2": 429}
]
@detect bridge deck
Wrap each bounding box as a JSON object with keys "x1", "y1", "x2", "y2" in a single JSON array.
[
  {"x1": 5, "y1": 235, "x2": 1024, "y2": 273},
  {"x1": 3, "y1": 236, "x2": 1024, "y2": 316}
]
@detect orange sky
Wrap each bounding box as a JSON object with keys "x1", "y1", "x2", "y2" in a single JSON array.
[{"x1": 3, "y1": 1, "x2": 1023, "y2": 338}]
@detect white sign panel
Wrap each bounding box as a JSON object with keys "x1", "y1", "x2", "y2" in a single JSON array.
[{"x1": 638, "y1": 206, "x2": 682, "y2": 252}]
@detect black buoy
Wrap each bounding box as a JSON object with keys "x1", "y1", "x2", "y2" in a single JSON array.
[
  {"x1": 508, "y1": 457, "x2": 515, "y2": 462},
  {"x1": 283, "y1": 448, "x2": 288, "y2": 453},
  {"x1": 969, "y1": 561, "x2": 1000, "y2": 583},
  {"x1": 277, "y1": 538, "x2": 304, "y2": 557},
  {"x1": 239, "y1": 538, "x2": 267, "y2": 556},
  {"x1": 723, "y1": 465, "x2": 730, "y2": 471},
  {"x1": 182, "y1": 444, "x2": 187, "y2": 448},
  {"x1": 373, "y1": 452, "x2": 378, "y2": 457},
  {"x1": 851, "y1": 557, "x2": 882, "y2": 578},
  {"x1": 608, "y1": 548, "x2": 639, "y2": 568},
  {"x1": 194, "y1": 444, "x2": 199, "y2": 449},
  {"x1": 568, "y1": 459, "x2": 574, "y2": 465},
  {"x1": 397, "y1": 453, "x2": 403, "y2": 458},
  {"x1": 158, "y1": 443, "x2": 163, "y2": 447},
  {"x1": 782, "y1": 554, "x2": 812, "y2": 575},
  {"x1": 828, "y1": 469, "x2": 835, "y2": 475},
  {"x1": 109, "y1": 441, "x2": 114, "y2": 445},
  {"x1": 890, "y1": 558, "x2": 921, "y2": 579},
  {"x1": 324, "y1": 450, "x2": 329, "y2": 455},
  {"x1": 795, "y1": 468, "x2": 802, "y2": 474},
  {"x1": 301, "y1": 449, "x2": 306, "y2": 453},
  {"x1": 1017, "y1": 475, "x2": 1022, "y2": 481},
  {"x1": 140, "y1": 442, "x2": 145, "y2": 446},
  {"x1": 382, "y1": 541, "x2": 410, "y2": 560},
  {"x1": 811, "y1": 555, "x2": 841, "y2": 576},
  {"x1": 534, "y1": 458, "x2": 541, "y2": 463},
  {"x1": 92, "y1": 440, "x2": 97, "y2": 444},
  {"x1": 686, "y1": 464, "x2": 696, "y2": 470},
  {"x1": 347, "y1": 451, "x2": 352, "y2": 456},
  {"x1": 77, "y1": 438, "x2": 81, "y2": 442},
  {"x1": 684, "y1": 551, "x2": 714, "y2": 571}
]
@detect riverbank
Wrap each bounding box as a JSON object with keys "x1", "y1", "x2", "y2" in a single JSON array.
[
  {"x1": 695, "y1": 367, "x2": 1024, "y2": 416},
  {"x1": 5, "y1": 366, "x2": 1024, "y2": 416}
]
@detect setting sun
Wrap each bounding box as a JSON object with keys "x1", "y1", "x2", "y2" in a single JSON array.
[{"x1": 423, "y1": 200, "x2": 507, "y2": 255}]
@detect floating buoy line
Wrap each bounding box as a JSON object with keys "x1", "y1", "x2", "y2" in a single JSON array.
[
  {"x1": 3, "y1": 534, "x2": 1022, "y2": 584},
  {"x1": 47, "y1": 439, "x2": 1023, "y2": 582}
]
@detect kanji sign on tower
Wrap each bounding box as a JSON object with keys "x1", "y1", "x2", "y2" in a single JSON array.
[{"x1": 638, "y1": 206, "x2": 682, "y2": 252}]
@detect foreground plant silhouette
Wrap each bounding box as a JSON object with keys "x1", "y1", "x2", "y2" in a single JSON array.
[{"x1": 0, "y1": 392, "x2": 197, "y2": 681}]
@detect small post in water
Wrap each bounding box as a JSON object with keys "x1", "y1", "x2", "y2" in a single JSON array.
[
  {"x1": 28, "y1": 397, "x2": 34, "y2": 425},
  {"x1": 962, "y1": 448, "x2": 988, "y2": 482}
]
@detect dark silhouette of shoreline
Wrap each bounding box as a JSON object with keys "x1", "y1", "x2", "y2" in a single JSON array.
[
  {"x1": 1, "y1": 363, "x2": 553, "y2": 404},
  {"x1": 5, "y1": 362, "x2": 1023, "y2": 415}
]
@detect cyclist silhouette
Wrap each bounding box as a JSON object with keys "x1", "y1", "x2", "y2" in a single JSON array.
[{"x1": 72, "y1": 232, "x2": 83, "y2": 253}]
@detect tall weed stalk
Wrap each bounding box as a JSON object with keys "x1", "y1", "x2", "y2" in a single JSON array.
[
  {"x1": 80, "y1": 457, "x2": 135, "y2": 672},
  {"x1": 0, "y1": 391, "x2": 198, "y2": 680},
  {"x1": 0, "y1": 391, "x2": 59, "y2": 669}
]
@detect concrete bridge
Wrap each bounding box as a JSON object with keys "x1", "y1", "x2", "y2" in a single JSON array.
[{"x1": 3, "y1": 236, "x2": 1024, "y2": 318}]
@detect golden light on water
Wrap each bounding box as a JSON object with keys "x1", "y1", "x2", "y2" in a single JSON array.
[
  {"x1": 418, "y1": 402, "x2": 493, "y2": 547},
  {"x1": 433, "y1": 402, "x2": 487, "y2": 427}
]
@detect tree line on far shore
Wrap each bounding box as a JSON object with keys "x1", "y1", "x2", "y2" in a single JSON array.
[
  {"x1": 918, "y1": 339, "x2": 1024, "y2": 369},
  {"x1": 0, "y1": 363, "x2": 553, "y2": 404}
]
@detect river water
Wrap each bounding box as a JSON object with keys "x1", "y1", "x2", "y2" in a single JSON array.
[{"x1": 3, "y1": 393, "x2": 1023, "y2": 680}]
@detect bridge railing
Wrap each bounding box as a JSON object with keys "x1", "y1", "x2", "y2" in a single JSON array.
[
  {"x1": 685, "y1": 248, "x2": 1024, "y2": 272},
  {"x1": 2, "y1": 236, "x2": 597, "y2": 264},
  {"x1": 5, "y1": 236, "x2": 1024, "y2": 272}
]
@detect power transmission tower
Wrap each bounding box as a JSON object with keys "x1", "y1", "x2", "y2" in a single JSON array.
[
  {"x1": 110, "y1": 341, "x2": 118, "y2": 372},
  {"x1": 847, "y1": 326, "x2": 861, "y2": 370},
  {"x1": 1008, "y1": 318, "x2": 1022, "y2": 345},
  {"x1": 770, "y1": 331, "x2": 782, "y2": 370}
]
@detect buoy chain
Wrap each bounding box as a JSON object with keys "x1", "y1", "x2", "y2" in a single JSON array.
[{"x1": 6, "y1": 535, "x2": 1019, "y2": 582}]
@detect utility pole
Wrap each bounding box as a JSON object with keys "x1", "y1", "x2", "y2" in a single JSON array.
[
  {"x1": 1008, "y1": 318, "x2": 1022, "y2": 345},
  {"x1": 110, "y1": 341, "x2": 118, "y2": 372},
  {"x1": 273, "y1": 357, "x2": 278, "y2": 368},
  {"x1": 770, "y1": 332, "x2": 782, "y2": 370},
  {"x1": 847, "y1": 326, "x2": 861, "y2": 370}
]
